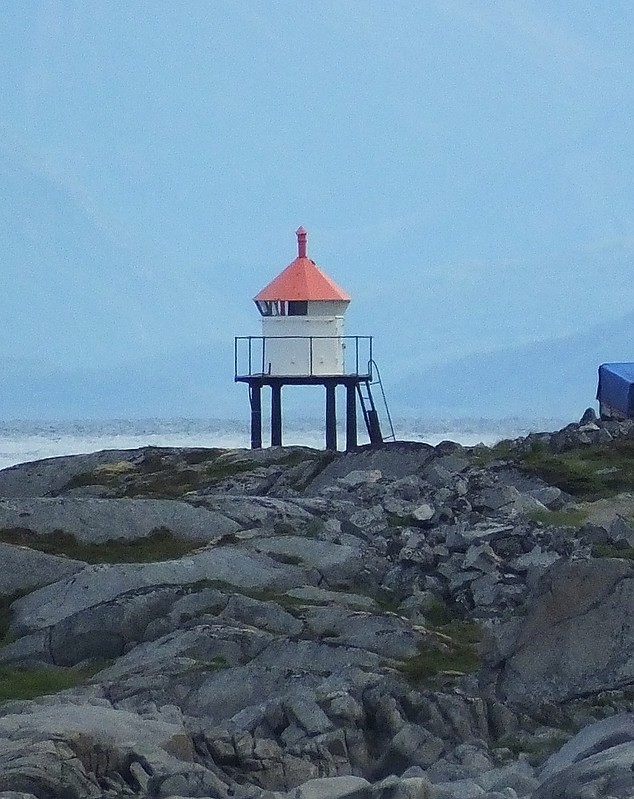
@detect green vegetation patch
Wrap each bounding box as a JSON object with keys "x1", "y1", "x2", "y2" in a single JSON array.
[
  {"x1": 65, "y1": 460, "x2": 137, "y2": 490},
  {"x1": 182, "y1": 449, "x2": 224, "y2": 465},
  {"x1": 497, "y1": 731, "x2": 569, "y2": 762},
  {"x1": 519, "y1": 440, "x2": 634, "y2": 500},
  {"x1": 187, "y1": 655, "x2": 230, "y2": 674},
  {"x1": 592, "y1": 543, "x2": 634, "y2": 560},
  {"x1": 397, "y1": 620, "x2": 482, "y2": 683},
  {"x1": 529, "y1": 508, "x2": 589, "y2": 527},
  {"x1": 473, "y1": 439, "x2": 516, "y2": 466},
  {"x1": 123, "y1": 469, "x2": 203, "y2": 498},
  {"x1": 0, "y1": 527, "x2": 202, "y2": 564},
  {"x1": 0, "y1": 664, "x2": 96, "y2": 703},
  {"x1": 204, "y1": 460, "x2": 259, "y2": 482},
  {"x1": 424, "y1": 598, "x2": 454, "y2": 627}
]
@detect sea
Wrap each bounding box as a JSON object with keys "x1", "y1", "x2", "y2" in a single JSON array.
[{"x1": 0, "y1": 416, "x2": 568, "y2": 472}]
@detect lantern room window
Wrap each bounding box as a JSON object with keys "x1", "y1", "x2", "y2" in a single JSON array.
[
  {"x1": 255, "y1": 300, "x2": 308, "y2": 316},
  {"x1": 256, "y1": 301, "x2": 274, "y2": 316},
  {"x1": 287, "y1": 301, "x2": 308, "y2": 316}
]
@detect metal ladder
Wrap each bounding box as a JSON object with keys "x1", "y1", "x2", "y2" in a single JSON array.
[{"x1": 357, "y1": 360, "x2": 396, "y2": 444}]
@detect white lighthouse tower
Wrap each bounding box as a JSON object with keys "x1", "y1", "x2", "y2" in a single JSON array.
[
  {"x1": 253, "y1": 227, "x2": 351, "y2": 376},
  {"x1": 235, "y1": 228, "x2": 391, "y2": 450}
]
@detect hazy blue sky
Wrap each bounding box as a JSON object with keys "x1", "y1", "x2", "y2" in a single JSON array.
[{"x1": 2, "y1": 1, "x2": 634, "y2": 389}]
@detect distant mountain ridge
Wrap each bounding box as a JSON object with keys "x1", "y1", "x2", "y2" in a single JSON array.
[{"x1": 393, "y1": 310, "x2": 634, "y2": 418}]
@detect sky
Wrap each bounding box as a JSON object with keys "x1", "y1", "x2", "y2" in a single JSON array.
[{"x1": 1, "y1": 1, "x2": 634, "y2": 414}]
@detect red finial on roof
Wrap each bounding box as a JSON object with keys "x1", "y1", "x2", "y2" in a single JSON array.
[
  {"x1": 253, "y1": 227, "x2": 351, "y2": 302},
  {"x1": 296, "y1": 226, "x2": 307, "y2": 258}
]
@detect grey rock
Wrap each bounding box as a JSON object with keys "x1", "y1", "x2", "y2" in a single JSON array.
[
  {"x1": 0, "y1": 497, "x2": 241, "y2": 543},
  {"x1": 509, "y1": 546, "x2": 560, "y2": 572},
  {"x1": 473, "y1": 487, "x2": 546, "y2": 516},
  {"x1": 423, "y1": 464, "x2": 454, "y2": 489},
  {"x1": 494, "y1": 559, "x2": 634, "y2": 704},
  {"x1": 0, "y1": 449, "x2": 146, "y2": 498},
  {"x1": 221, "y1": 594, "x2": 304, "y2": 637},
  {"x1": 286, "y1": 586, "x2": 378, "y2": 612},
  {"x1": 411, "y1": 504, "x2": 435, "y2": 523},
  {"x1": 327, "y1": 693, "x2": 364, "y2": 723},
  {"x1": 470, "y1": 573, "x2": 502, "y2": 606},
  {"x1": 381, "y1": 723, "x2": 445, "y2": 773},
  {"x1": 476, "y1": 759, "x2": 537, "y2": 795},
  {"x1": 338, "y1": 470, "x2": 383, "y2": 488},
  {"x1": 463, "y1": 543, "x2": 500, "y2": 574},
  {"x1": 0, "y1": 737, "x2": 101, "y2": 798},
  {"x1": 0, "y1": 793, "x2": 39, "y2": 799},
  {"x1": 429, "y1": 780, "x2": 485, "y2": 798},
  {"x1": 540, "y1": 713, "x2": 634, "y2": 782},
  {"x1": 525, "y1": 486, "x2": 562, "y2": 509},
  {"x1": 348, "y1": 505, "x2": 387, "y2": 535},
  {"x1": 608, "y1": 516, "x2": 634, "y2": 547},
  {"x1": 303, "y1": 607, "x2": 423, "y2": 659},
  {"x1": 580, "y1": 408, "x2": 598, "y2": 424},
  {"x1": 285, "y1": 692, "x2": 334, "y2": 735},
  {"x1": 245, "y1": 535, "x2": 363, "y2": 586},
  {"x1": 0, "y1": 542, "x2": 85, "y2": 596},
  {"x1": 306, "y1": 445, "x2": 434, "y2": 494},
  {"x1": 194, "y1": 495, "x2": 315, "y2": 530},
  {"x1": 473, "y1": 487, "x2": 520, "y2": 511},
  {"x1": 371, "y1": 776, "x2": 433, "y2": 799},
  {"x1": 287, "y1": 776, "x2": 371, "y2": 799},
  {"x1": 534, "y1": 740, "x2": 634, "y2": 799},
  {"x1": 10, "y1": 547, "x2": 312, "y2": 634}
]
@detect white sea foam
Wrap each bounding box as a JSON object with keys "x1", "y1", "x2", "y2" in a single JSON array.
[{"x1": 0, "y1": 416, "x2": 567, "y2": 471}]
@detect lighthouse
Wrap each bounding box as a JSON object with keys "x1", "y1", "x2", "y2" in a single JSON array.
[{"x1": 235, "y1": 228, "x2": 392, "y2": 450}]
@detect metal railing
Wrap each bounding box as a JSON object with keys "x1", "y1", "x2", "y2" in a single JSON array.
[{"x1": 234, "y1": 335, "x2": 373, "y2": 378}]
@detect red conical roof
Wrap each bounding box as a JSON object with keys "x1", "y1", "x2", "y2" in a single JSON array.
[{"x1": 253, "y1": 228, "x2": 351, "y2": 302}]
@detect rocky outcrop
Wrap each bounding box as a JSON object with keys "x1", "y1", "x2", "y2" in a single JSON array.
[
  {"x1": 0, "y1": 497, "x2": 241, "y2": 543},
  {"x1": 2, "y1": 417, "x2": 634, "y2": 797},
  {"x1": 490, "y1": 558, "x2": 634, "y2": 705}
]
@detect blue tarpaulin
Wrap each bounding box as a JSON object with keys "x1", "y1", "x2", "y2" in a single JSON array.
[{"x1": 597, "y1": 363, "x2": 634, "y2": 416}]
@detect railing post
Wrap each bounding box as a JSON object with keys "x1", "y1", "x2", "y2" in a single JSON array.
[{"x1": 309, "y1": 336, "x2": 313, "y2": 376}]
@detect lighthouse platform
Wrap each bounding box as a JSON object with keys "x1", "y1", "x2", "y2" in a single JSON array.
[{"x1": 234, "y1": 335, "x2": 385, "y2": 450}]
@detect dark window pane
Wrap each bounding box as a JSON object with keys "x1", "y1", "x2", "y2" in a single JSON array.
[{"x1": 287, "y1": 301, "x2": 308, "y2": 316}]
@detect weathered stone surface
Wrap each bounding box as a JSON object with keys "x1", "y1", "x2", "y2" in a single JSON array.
[
  {"x1": 493, "y1": 559, "x2": 634, "y2": 704},
  {"x1": 307, "y1": 445, "x2": 435, "y2": 493},
  {"x1": 0, "y1": 496, "x2": 241, "y2": 542},
  {"x1": 0, "y1": 449, "x2": 146, "y2": 498},
  {"x1": 534, "y1": 739, "x2": 634, "y2": 799},
  {"x1": 288, "y1": 775, "x2": 371, "y2": 799},
  {"x1": 245, "y1": 535, "x2": 363, "y2": 586},
  {"x1": 9, "y1": 547, "x2": 313, "y2": 634},
  {"x1": 0, "y1": 542, "x2": 85, "y2": 596},
  {"x1": 195, "y1": 495, "x2": 315, "y2": 529},
  {"x1": 4, "y1": 427, "x2": 634, "y2": 798},
  {"x1": 285, "y1": 586, "x2": 378, "y2": 612}
]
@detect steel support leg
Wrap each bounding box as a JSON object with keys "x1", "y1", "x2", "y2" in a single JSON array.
[
  {"x1": 325, "y1": 383, "x2": 337, "y2": 451},
  {"x1": 250, "y1": 384, "x2": 262, "y2": 449},
  {"x1": 271, "y1": 383, "x2": 282, "y2": 446},
  {"x1": 346, "y1": 383, "x2": 358, "y2": 451}
]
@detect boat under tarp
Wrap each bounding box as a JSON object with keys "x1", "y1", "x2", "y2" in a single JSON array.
[{"x1": 597, "y1": 363, "x2": 634, "y2": 417}]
